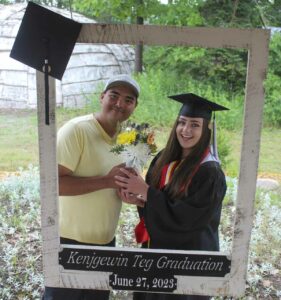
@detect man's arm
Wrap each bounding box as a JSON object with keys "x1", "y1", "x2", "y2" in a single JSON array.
[{"x1": 58, "y1": 164, "x2": 125, "y2": 196}]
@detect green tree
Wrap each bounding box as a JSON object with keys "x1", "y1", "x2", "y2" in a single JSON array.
[
  {"x1": 72, "y1": 0, "x2": 165, "y2": 73},
  {"x1": 200, "y1": 0, "x2": 262, "y2": 28},
  {"x1": 72, "y1": 0, "x2": 163, "y2": 23},
  {"x1": 147, "y1": 0, "x2": 204, "y2": 26},
  {"x1": 144, "y1": 0, "x2": 281, "y2": 96},
  {"x1": 268, "y1": 31, "x2": 281, "y2": 77},
  {"x1": 264, "y1": 32, "x2": 281, "y2": 126}
]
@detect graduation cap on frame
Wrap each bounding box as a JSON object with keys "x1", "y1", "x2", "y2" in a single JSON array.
[
  {"x1": 10, "y1": 1, "x2": 82, "y2": 124},
  {"x1": 168, "y1": 93, "x2": 229, "y2": 161}
]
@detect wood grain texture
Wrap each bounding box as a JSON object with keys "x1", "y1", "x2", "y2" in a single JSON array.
[{"x1": 37, "y1": 24, "x2": 270, "y2": 297}]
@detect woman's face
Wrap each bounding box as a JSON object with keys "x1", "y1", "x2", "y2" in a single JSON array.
[{"x1": 176, "y1": 116, "x2": 204, "y2": 158}]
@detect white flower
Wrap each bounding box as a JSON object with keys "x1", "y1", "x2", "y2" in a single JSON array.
[{"x1": 121, "y1": 143, "x2": 151, "y2": 172}]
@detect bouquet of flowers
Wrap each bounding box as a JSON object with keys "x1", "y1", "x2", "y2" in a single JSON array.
[{"x1": 111, "y1": 121, "x2": 157, "y2": 172}]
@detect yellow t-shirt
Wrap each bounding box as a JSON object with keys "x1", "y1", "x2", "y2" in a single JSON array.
[{"x1": 57, "y1": 114, "x2": 123, "y2": 244}]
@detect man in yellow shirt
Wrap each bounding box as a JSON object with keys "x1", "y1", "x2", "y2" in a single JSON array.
[{"x1": 43, "y1": 74, "x2": 140, "y2": 300}]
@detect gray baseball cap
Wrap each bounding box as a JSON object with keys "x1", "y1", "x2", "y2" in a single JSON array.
[{"x1": 104, "y1": 74, "x2": 140, "y2": 98}]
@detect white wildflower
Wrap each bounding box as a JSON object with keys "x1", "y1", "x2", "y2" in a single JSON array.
[{"x1": 121, "y1": 143, "x2": 151, "y2": 172}]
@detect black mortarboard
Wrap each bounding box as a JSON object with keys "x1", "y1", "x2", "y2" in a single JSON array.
[
  {"x1": 10, "y1": 2, "x2": 82, "y2": 125},
  {"x1": 10, "y1": 1, "x2": 82, "y2": 80},
  {"x1": 168, "y1": 93, "x2": 229, "y2": 120}
]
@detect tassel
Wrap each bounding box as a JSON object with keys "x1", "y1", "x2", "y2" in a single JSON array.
[{"x1": 212, "y1": 113, "x2": 219, "y2": 161}]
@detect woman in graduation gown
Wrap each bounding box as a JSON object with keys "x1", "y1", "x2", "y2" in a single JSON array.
[{"x1": 115, "y1": 93, "x2": 228, "y2": 300}]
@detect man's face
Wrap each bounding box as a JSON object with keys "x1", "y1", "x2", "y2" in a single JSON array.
[{"x1": 100, "y1": 85, "x2": 137, "y2": 123}]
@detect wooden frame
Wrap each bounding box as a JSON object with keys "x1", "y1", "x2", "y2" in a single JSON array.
[{"x1": 36, "y1": 24, "x2": 269, "y2": 297}]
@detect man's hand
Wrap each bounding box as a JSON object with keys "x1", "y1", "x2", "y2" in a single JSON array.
[
  {"x1": 58, "y1": 163, "x2": 127, "y2": 196},
  {"x1": 105, "y1": 163, "x2": 126, "y2": 189}
]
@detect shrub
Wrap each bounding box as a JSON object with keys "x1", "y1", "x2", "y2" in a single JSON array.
[
  {"x1": 264, "y1": 73, "x2": 281, "y2": 127},
  {"x1": 0, "y1": 168, "x2": 280, "y2": 299},
  {"x1": 132, "y1": 69, "x2": 243, "y2": 130},
  {"x1": 0, "y1": 166, "x2": 43, "y2": 300}
]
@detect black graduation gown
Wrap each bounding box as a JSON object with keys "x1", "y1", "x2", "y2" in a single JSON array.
[{"x1": 133, "y1": 155, "x2": 227, "y2": 300}]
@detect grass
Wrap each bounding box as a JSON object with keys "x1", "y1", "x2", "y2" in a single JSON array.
[
  {"x1": 259, "y1": 128, "x2": 281, "y2": 174},
  {"x1": 226, "y1": 128, "x2": 281, "y2": 179},
  {"x1": 0, "y1": 108, "x2": 91, "y2": 172},
  {"x1": 0, "y1": 110, "x2": 38, "y2": 171},
  {"x1": 1, "y1": 108, "x2": 281, "y2": 181}
]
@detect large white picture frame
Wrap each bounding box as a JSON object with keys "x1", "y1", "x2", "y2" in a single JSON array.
[{"x1": 36, "y1": 24, "x2": 270, "y2": 297}]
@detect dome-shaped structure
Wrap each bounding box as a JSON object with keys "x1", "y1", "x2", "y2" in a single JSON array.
[{"x1": 0, "y1": 3, "x2": 135, "y2": 109}]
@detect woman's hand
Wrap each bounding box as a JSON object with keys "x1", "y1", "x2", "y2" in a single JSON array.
[
  {"x1": 115, "y1": 168, "x2": 149, "y2": 201},
  {"x1": 117, "y1": 188, "x2": 145, "y2": 207}
]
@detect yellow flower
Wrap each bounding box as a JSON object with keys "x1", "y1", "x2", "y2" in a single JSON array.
[{"x1": 117, "y1": 130, "x2": 137, "y2": 145}]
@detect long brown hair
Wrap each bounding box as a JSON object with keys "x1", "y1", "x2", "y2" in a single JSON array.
[{"x1": 150, "y1": 118, "x2": 211, "y2": 199}]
